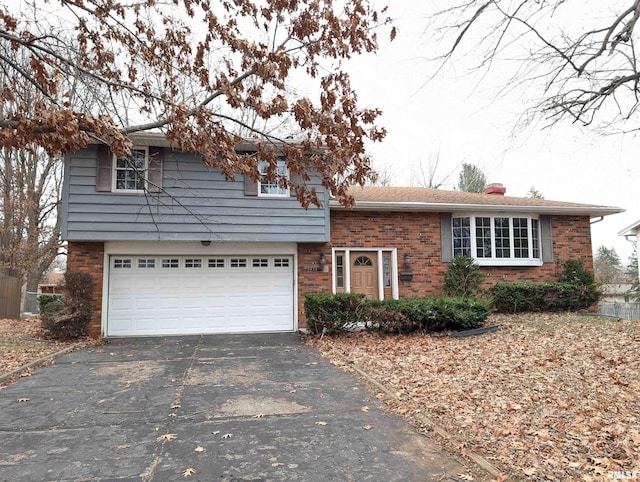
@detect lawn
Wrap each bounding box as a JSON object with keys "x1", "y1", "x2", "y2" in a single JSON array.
[
  {"x1": 308, "y1": 313, "x2": 640, "y2": 481},
  {"x1": 0, "y1": 317, "x2": 88, "y2": 388}
]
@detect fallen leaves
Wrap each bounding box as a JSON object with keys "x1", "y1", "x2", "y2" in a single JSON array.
[
  {"x1": 182, "y1": 467, "x2": 195, "y2": 477},
  {"x1": 194, "y1": 446, "x2": 204, "y2": 452},
  {"x1": 314, "y1": 421, "x2": 327, "y2": 426},
  {"x1": 157, "y1": 433, "x2": 177, "y2": 441},
  {"x1": 221, "y1": 433, "x2": 233, "y2": 439},
  {"x1": 309, "y1": 313, "x2": 640, "y2": 482}
]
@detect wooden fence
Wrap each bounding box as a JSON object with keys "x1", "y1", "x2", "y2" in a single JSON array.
[{"x1": 0, "y1": 274, "x2": 21, "y2": 319}]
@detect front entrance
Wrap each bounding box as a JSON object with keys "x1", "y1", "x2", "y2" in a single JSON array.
[
  {"x1": 350, "y1": 252, "x2": 378, "y2": 299},
  {"x1": 333, "y1": 248, "x2": 398, "y2": 301}
]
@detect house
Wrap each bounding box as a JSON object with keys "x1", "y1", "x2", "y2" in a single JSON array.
[
  {"x1": 619, "y1": 219, "x2": 640, "y2": 283},
  {"x1": 599, "y1": 284, "x2": 634, "y2": 303},
  {"x1": 62, "y1": 134, "x2": 624, "y2": 337},
  {"x1": 38, "y1": 273, "x2": 65, "y2": 295}
]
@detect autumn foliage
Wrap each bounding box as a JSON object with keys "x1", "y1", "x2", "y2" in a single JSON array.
[{"x1": 0, "y1": 0, "x2": 395, "y2": 206}]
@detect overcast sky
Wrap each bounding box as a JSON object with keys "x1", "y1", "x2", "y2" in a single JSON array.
[{"x1": 342, "y1": 2, "x2": 638, "y2": 263}]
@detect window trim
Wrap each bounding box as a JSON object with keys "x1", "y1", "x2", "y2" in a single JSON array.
[
  {"x1": 113, "y1": 146, "x2": 148, "y2": 192},
  {"x1": 452, "y1": 213, "x2": 543, "y2": 267},
  {"x1": 258, "y1": 158, "x2": 290, "y2": 197}
]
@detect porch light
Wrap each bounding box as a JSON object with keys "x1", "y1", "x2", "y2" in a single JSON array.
[
  {"x1": 403, "y1": 253, "x2": 411, "y2": 269},
  {"x1": 319, "y1": 254, "x2": 327, "y2": 268}
]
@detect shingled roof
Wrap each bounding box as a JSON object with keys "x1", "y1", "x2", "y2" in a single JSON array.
[{"x1": 329, "y1": 186, "x2": 623, "y2": 217}]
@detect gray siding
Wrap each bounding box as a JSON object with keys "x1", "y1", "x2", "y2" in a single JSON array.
[{"x1": 62, "y1": 146, "x2": 330, "y2": 242}]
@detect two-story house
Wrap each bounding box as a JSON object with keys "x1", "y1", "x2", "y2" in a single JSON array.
[{"x1": 62, "y1": 134, "x2": 623, "y2": 337}]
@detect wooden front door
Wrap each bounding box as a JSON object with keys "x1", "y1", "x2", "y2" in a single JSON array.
[{"x1": 350, "y1": 252, "x2": 378, "y2": 299}]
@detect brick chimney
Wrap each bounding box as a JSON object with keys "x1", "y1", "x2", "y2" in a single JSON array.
[{"x1": 484, "y1": 183, "x2": 506, "y2": 195}]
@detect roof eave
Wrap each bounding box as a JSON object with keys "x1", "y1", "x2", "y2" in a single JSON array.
[{"x1": 329, "y1": 200, "x2": 624, "y2": 217}]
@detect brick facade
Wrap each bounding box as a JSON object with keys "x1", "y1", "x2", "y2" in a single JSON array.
[
  {"x1": 67, "y1": 212, "x2": 594, "y2": 337},
  {"x1": 297, "y1": 210, "x2": 594, "y2": 326},
  {"x1": 66, "y1": 241, "x2": 105, "y2": 338}
]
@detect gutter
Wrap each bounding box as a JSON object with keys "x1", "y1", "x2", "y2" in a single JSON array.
[{"x1": 329, "y1": 200, "x2": 624, "y2": 218}]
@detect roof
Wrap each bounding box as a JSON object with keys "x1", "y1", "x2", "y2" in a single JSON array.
[
  {"x1": 600, "y1": 284, "x2": 634, "y2": 295},
  {"x1": 330, "y1": 186, "x2": 624, "y2": 217},
  {"x1": 618, "y1": 219, "x2": 640, "y2": 237}
]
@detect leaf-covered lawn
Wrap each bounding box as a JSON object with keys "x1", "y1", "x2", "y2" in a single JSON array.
[
  {"x1": 308, "y1": 314, "x2": 640, "y2": 481},
  {"x1": 0, "y1": 318, "x2": 89, "y2": 388}
]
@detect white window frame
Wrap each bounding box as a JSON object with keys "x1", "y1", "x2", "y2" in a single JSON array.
[
  {"x1": 453, "y1": 214, "x2": 543, "y2": 267},
  {"x1": 258, "y1": 158, "x2": 289, "y2": 197},
  {"x1": 113, "y1": 147, "x2": 148, "y2": 192},
  {"x1": 331, "y1": 247, "x2": 399, "y2": 300}
]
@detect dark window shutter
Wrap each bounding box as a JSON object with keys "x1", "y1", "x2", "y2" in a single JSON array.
[
  {"x1": 244, "y1": 173, "x2": 258, "y2": 196},
  {"x1": 540, "y1": 215, "x2": 553, "y2": 262},
  {"x1": 147, "y1": 146, "x2": 163, "y2": 193},
  {"x1": 440, "y1": 212, "x2": 453, "y2": 262},
  {"x1": 96, "y1": 144, "x2": 112, "y2": 192}
]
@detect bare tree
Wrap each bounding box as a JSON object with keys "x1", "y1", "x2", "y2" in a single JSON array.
[
  {"x1": 409, "y1": 152, "x2": 457, "y2": 189},
  {"x1": 526, "y1": 186, "x2": 545, "y2": 199},
  {"x1": 0, "y1": 0, "x2": 396, "y2": 207},
  {"x1": 429, "y1": 1, "x2": 640, "y2": 131},
  {"x1": 367, "y1": 160, "x2": 396, "y2": 186}
]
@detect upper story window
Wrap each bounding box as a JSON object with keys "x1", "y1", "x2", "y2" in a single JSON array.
[
  {"x1": 453, "y1": 215, "x2": 542, "y2": 266},
  {"x1": 114, "y1": 148, "x2": 147, "y2": 191},
  {"x1": 258, "y1": 159, "x2": 289, "y2": 197}
]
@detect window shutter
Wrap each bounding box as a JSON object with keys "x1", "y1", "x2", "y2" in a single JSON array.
[
  {"x1": 96, "y1": 144, "x2": 112, "y2": 192},
  {"x1": 244, "y1": 173, "x2": 258, "y2": 196},
  {"x1": 290, "y1": 172, "x2": 303, "y2": 197},
  {"x1": 147, "y1": 146, "x2": 163, "y2": 193},
  {"x1": 440, "y1": 212, "x2": 453, "y2": 262},
  {"x1": 540, "y1": 215, "x2": 553, "y2": 262}
]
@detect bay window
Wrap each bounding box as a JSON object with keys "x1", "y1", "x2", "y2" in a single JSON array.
[{"x1": 452, "y1": 215, "x2": 542, "y2": 265}]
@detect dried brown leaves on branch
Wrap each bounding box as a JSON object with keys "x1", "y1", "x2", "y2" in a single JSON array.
[
  {"x1": 309, "y1": 314, "x2": 640, "y2": 481},
  {"x1": 429, "y1": 1, "x2": 640, "y2": 131},
  {"x1": 0, "y1": 0, "x2": 395, "y2": 206}
]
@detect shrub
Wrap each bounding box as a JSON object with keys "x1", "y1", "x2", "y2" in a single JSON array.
[
  {"x1": 491, "y1": 281, "x2": 598, "y2": 313},
  {"x1": 304, "y1": 292, "x2": 367, "y2": 334},
  {"x1": 41, "y1": 271, "x2": 94, "y2": 340},
  {"x1": 443, "y1": 255, "x2": 486, "y2": 298},
  {"x1": 38, "y1": 294, "x2": 63, "y2": 315},
  {"x1": 366, "y1": 296, "x2": 490, "y2": 334}
]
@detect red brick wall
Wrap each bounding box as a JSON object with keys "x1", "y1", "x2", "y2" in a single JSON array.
[
  {"x1": 66, "y1": 241, "x2": 104, "y2": 338},
  {"x1": 297, "y1": 211, "x2": 594, "y2": 324}
]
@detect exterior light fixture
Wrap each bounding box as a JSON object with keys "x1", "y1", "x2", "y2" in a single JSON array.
[
  {"x1": 403, "y1": 253, "x2": 411, "y2": 269},
  {"x1": 319, "y1": 254, "x2": 327, "y2": 268}
]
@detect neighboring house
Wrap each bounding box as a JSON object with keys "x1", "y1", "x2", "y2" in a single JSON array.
[
  {"x1": 62, "y1": 134, "x2": 624, "y2": 337},
  {"x1": 619, "y1": 219, "x2": 640, "y2": 283},
  {"x1": 38, "y1": 273, "x2": 65, "y2": 295},
  {"x1": 600, "y1": 283, "x2": 634, "y2": 303}
]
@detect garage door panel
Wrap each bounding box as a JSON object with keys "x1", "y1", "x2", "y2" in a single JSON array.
[{"x1": 107, "y1": 255, "x2": 294, "y2": 336}]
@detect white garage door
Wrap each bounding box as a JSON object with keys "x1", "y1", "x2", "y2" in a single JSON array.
[{"x1": 107, "y1": 255, "x2": 294, "y2": 336}]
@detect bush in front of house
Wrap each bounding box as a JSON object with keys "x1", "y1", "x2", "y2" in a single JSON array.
[
  {"x1": 491, "y1": 259, "x2": 600, "y2": 313},
  {"x1": 304, "y1": 292, "x2": 368, "y2": 334},
  {"x1": 41, "y1": 271, "x2": 94, "y2": 340},
  {"x1": 308, "y1": 294, "x2": 491, "y2": 335},
  {"x1": 443, "y1": 255, "x2": 486, "y2": 298}
]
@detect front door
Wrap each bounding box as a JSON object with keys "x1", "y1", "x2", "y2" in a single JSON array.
[{"x1": 350, "y1": 252, "x2": 378, "y2": 299}]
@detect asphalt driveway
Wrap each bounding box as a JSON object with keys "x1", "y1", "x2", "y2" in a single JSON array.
[{"x1": 0, "y1": 333, "x2": 469, "y2": 481}]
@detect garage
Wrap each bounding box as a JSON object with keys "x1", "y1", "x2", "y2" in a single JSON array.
[{"x1": 106, "y1": 254, "x2": 294, "y2": 336}]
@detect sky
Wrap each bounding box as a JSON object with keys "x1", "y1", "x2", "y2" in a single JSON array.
[{"x1": 342, "y1": 2, "x2": 639, "y2": 264}]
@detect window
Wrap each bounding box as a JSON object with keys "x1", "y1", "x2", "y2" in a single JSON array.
[
  {"x1": 113, "y1": 258, "x2": 132, "y2": 269},
  {"x1": 162, "y1": 258, "x2": 179, "y2": 268},
  {"x1": 274, "y1": 258, "x2": 290, "y2": 268},
  {"x1": 452, "y1": 215, "x2": 542, "y2": 265},
  {"x1": 252, "y1": 258, "x2": 268, "y2": 268},
  {"x1": 230, "y1": 258, "x2": 247, "y2": 268},
  {"x1": 185, "y1": 258, "x2": 202, "y2": 268},
  {"x1": 335, "y1": 254, "x2": 344, "y2": 288},
  {"x1": 258, "y1": 158, "x2": 289, "y2": 197},
  {"x1": 138, "y1": 258, "x2": 155, "y2": 268},
  {"x1": 208, "y1": 258, "x2": 225, "y2": 268},
  {"x1": 114, "y1": 148, "x2": 147, "y2": 191},
  {"x1": 383, "y1": 255, "x2": 391, "y2": 287},
  {"x1": 354, "y1": 256, "x2": 373, "y2": 267}
]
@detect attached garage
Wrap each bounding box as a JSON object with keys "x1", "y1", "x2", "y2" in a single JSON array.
[{"x1": 106, "y1": 253, "x2": 295, "y2": 336}]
